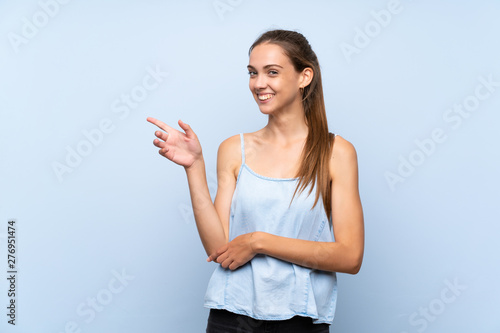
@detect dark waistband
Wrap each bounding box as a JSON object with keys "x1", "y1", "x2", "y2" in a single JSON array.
[{"x1": 208, "y1": 308, "x2": 329, "y2": 329}]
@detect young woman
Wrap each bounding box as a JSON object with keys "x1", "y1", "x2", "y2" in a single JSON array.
[{"x1": 148, "y1": 29, "x2": 364, "y2": 333}]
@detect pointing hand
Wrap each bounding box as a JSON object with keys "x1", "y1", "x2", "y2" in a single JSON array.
[{"x1": 147, "y1": 117, "x2": 203, "y2": 168}]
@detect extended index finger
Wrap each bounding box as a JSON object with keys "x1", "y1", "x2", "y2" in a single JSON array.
[{"x1": 147, "y1": 117, "x2": 173, "y2": 133}]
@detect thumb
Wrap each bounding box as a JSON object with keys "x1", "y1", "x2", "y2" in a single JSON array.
[{"x1": 178, "y1": 119, "x2": 195, "y2": 138}]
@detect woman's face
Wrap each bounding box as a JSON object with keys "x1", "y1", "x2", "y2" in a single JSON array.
[{"x1": 247, "y1": 43, "x2": 304, "y2": 115}]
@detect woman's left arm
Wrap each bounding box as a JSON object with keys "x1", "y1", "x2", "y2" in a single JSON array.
[{"x1": 208, "y1": 136, "x2": 365, "y2": 274}]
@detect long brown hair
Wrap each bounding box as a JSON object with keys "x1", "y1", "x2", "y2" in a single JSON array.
[{"x1": 249, "y1": 29, "x2": 335, "y2": 219}]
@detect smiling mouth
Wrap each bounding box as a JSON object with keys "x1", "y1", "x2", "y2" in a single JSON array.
[{"x1": 258, "y1": 94, "x2": 274, "y2": 101}]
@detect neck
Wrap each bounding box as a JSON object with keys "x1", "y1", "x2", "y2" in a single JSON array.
[{"x1": 263, "y1": 104, "x2": 308, "y2": 143}]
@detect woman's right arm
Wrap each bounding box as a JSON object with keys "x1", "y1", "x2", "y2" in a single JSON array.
[
  {"x1": 147, "y1": 117, "x2": 238, "y2": 255},
  {"x1": 184, "y1": 136, "x2": 239, "y2": 255}
]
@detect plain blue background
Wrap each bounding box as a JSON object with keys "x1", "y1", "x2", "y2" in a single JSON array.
[{"x1": 1, "y1": 0, "x2": 499, "y2": 332}]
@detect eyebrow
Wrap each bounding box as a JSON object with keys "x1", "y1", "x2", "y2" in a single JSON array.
[{"x1": 247, "y1": 64, "x2": 283, "y2": 69}]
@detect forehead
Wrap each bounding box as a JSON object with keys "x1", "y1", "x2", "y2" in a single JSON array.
[{"x1": 248, "y1": 43, "x2": 292, "y2": 68}]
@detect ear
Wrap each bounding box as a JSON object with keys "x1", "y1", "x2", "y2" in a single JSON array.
[{"x1": 299, "y1": 67, "x2": 313, "y2": 89}]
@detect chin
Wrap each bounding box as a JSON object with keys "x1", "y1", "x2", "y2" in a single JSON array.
[{"x1": 258, "y1": 106, "x2": 274, "y2": 115}]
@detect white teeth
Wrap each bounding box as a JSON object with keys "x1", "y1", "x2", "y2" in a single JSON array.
[{"x1": 258, "y1": 94, "x2": 274, "y2": 100}]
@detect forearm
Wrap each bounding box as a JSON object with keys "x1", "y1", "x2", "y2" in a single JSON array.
[
  {"x1": 252, "y1": 232, "x2": 363, "y2": 274},
  {"x1": 185, "y1": 158, "x2": 227, "y2": 255}
]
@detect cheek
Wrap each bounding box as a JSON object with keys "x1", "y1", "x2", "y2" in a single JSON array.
[{"x1": 249, "y1": 80, "x2": 256, "y2": 93}]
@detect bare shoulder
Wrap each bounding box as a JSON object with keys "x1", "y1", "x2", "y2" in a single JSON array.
[
  {"x1": 217, "y1": 134, "x2": 242, "y2": 177},
  {"x1": 330, "y1": 135, "x2": 359, "y2": 178},
  {"x1": 331, "y1": 135, "x2": 357, "y2": 159},
  {"x1": 218, "y1": 134, "x2": 241, "y2": 154}
]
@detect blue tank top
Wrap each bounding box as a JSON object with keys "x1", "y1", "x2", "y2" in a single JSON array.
[{"x1": 204, "y1": 133, "x2": 338, "y2": 324}]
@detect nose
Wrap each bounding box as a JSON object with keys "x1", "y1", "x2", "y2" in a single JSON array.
[{"x1": 253, "y1": 74, "x2": 267, "y2": 90}]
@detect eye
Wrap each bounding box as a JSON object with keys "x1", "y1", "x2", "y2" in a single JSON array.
[
  {"x1": 268, "y1": 70, "x2": 278, "y2": 75},
  {"x1": 248, "y1": 70, "x2": 257, "y2": 76}
]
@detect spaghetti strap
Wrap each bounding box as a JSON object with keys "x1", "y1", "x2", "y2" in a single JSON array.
[{"x1": 240, "y1": 133, "x2": 245, "y2": 165}]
